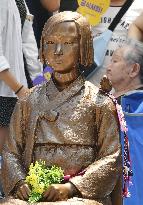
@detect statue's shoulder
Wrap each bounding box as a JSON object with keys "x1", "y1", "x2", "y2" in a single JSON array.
[
  {"x1": 27, "y1": 79, "x2": 58, "y2": 111},
  {"x1": 17, "y1": 83, "x2": 48, "y2": 109},
  {"x1": 30, "y1": 83, "x2": 46, "y2": 97},
  {"x1": 84, "y1": 80, "x2": 99, "y2": 95},
  {"x1": 97, "y1": 76, "x2": 116, "y2": 112}
]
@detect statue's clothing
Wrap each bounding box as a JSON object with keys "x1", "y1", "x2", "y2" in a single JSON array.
[{"x1": 2, "y1": 77, "x2": 122, "y2": 205}]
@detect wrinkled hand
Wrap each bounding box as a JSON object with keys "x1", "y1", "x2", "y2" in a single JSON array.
[
  {"x1": 43, "y1": 183, "x2": 75, "y2": 202},
  {"x1": 16, "y1": 87, "x2": 30, "y2": 99},
  {"x1": 16, "y1": 183, "x2": 31, "y2": 201}
]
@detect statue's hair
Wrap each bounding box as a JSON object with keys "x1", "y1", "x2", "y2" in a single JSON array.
[{"x1": 40, "y1": 11, "x2": 93, "y2": 67}]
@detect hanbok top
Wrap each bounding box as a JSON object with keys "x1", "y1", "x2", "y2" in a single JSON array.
[{"x1": 2, "y1": 77, "x2": 122, "y2": 205}]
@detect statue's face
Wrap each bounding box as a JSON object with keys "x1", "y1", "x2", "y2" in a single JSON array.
[{"x1": 43, "y1": 21, "x2": 80, "y2": 73}]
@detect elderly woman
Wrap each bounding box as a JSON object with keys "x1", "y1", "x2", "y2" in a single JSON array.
[
  {"x1": 1, "y1": 12, "x2": 121, "y2": 205},
  {"x1": 107, "y1": 39, "x2": 143, "y2": 205},
  {"x1": 106, "y1": 39, "x2": 143, "y2": 98}
]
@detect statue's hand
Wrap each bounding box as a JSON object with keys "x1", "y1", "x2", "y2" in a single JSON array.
[
  {"x1": 43, "y1": 183, "x2": 76, "y2": 202},
  {"x1": 16, "y1": 183, "x2": 31, "y2": 201}
]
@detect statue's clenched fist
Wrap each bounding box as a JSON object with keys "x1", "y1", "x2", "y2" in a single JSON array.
[
  {"x1": 16, "y1": 183, "x2": 31, "y2": 201},
  {"x1": 43, "y1": 183, "x2": 77, "y2": 202}
]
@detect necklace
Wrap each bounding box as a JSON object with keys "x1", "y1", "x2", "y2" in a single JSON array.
[{"x1": 53, "y1": 68, "x2": 80, "y2": 91}]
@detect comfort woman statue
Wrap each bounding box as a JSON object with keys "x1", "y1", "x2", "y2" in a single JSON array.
[{"x1": 1, "y1": 12, "x2": 122, "y2": 205}]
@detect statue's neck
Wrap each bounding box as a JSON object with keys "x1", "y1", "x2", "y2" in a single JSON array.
[{"x1": 53, "y1": 67, "x2": 80, "y2": 91}]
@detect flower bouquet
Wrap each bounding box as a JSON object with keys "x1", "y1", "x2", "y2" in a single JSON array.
[{"x1": 25, "y1": 161, "x2": 64, "y2": 203}]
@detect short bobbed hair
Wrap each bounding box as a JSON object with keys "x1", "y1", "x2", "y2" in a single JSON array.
[{"x1": 40, "y1": 11, "x2": 93, "y2": 68}]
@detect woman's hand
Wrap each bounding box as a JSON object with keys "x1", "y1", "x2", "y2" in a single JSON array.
[
  {"x1": 16, "y1": 183, "x2": 31, "y2": 201},
  {"x1": 43, "y1": 183, "x2": 77, "y2": 202}
]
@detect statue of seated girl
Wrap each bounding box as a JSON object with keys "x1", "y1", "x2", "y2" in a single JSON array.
[{"x1": 1, "y1": 11, "x2": 121, "y2": 205}]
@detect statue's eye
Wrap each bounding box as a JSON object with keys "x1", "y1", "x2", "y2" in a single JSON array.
[
  {"x1": 44, "y1": 41, "x2": 54, "y2": 49},
  {"x1": 64, "y1": 42, "x2": 73, "y2": 45},
  {"x1": 47, "y1": 41, "x2": 54, "y2": 44}
]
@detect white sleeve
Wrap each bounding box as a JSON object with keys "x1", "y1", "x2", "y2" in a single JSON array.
[
  {"x1": 22, "y1": 0, "x2": 43, "y2": 80},
  {"x1": 0, "y1": 7, "x2": 10, "y2": 72},
  {"x1": 22, "y1": 16, "x2": 43, "y2": 80}
]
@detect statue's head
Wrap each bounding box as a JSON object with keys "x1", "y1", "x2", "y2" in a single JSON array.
[{"x1": 40, "y1": 11, "x2": 93, "y2": 74}]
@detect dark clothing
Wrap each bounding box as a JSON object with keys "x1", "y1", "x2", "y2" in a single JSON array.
[
  {"x1": 60, "y1": 0, "x2": 78, "y2": 11},
  {"x1": 0, "y1": 97, "x2": 17, "y2": 127},
  {"x1": 15, "y1": 0, "x2": 27, "y2": 29}
]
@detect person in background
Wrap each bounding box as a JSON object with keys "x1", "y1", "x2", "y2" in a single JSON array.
[
  {"x1": 26, "y1": 0, "x2": 61, "y2": 48},
  {"x1": 107, "y1": 39, "x2": 143, "y2": 205},
  {"x1": 40, "y1": 0, "x2": 60, "y2": 11},
  {"x1": 0, "y1": 0, "x2": 42, "y2": 196},
  {"x1": 106, "y1": 39, "x2": 143, "y2": 98}
]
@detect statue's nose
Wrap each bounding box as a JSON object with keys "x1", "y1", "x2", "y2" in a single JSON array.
[{"x1": 54, "y1": 43, "x2": 63, "y2": 55}]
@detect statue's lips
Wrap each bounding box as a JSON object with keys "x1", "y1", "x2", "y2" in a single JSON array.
[{"x1": 54, "y1": 60, "x2": 63, "y2": 64}]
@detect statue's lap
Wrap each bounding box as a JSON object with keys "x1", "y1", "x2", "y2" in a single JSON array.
[{"x1": 0, "y1": 198, "x2": 102, "y2": 205}]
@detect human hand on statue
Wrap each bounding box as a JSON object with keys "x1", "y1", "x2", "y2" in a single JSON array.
[
  {"x1": 16, "y1": 183, "x2": 31, "y2": 201},
  {"x1": 43, "y1": 183, "x2": 77, "y2": 202}
]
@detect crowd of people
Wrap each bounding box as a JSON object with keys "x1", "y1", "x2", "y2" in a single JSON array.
[{"x1": 0, "y1": 0, "x2": 143, "y2": 205}]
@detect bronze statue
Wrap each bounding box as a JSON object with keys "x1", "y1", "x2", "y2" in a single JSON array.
[{"x1": 1, "y1": 12, "x2": 122, "y2": 205}]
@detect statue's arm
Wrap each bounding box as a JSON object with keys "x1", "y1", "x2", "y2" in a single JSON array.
[
  {"x1": 1, "y1": 100, "x2": 28, "y2": 196},
  {"x1": 70, "y1": 98, "x2": 122, "y2": 199}
]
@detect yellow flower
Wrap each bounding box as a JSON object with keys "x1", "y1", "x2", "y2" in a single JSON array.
[
  {"x1": 33, "y1": 183, "x2": 45, "y2": 194},
  {"x1": 27, "y1": 173, "x2": 39, "y2": 187},
  {"x1": 25, "y1": 161, "x2": 64, "y2": 203}
]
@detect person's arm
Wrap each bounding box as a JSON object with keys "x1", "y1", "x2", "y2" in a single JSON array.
[
  {"x1": 0, "y1": 70, "x2": 29, "y2": 98},
  {"x1": 0, "y1": 7, "x2": 29, "y2": 98},
  {"x1": 128, "y1": 12, "x2": 143, "y2": 41},
  {"x1": 40, "y1": 0, "x2": 60, "y2": 12},
  {"x1": 70, "y1": 97, "x2": 122, "y2": 199}
]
